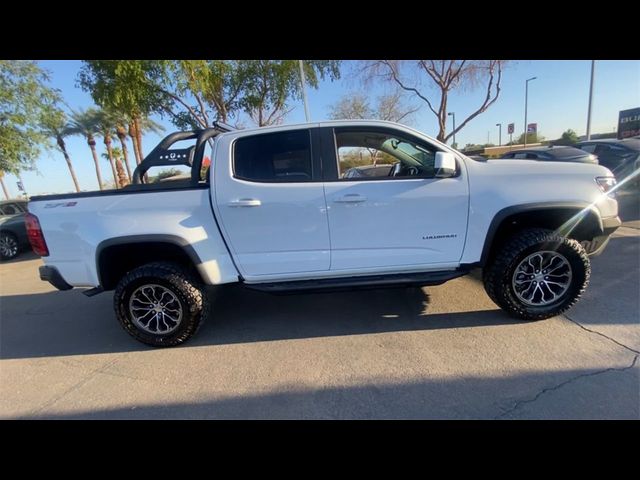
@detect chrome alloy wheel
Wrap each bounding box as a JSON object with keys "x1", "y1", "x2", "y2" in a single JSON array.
[
  {"x1": 512, "y1": 251, "x2": 573, "y2": 306},
  {"x1": 128, "y1": 284, "x2": 183, "y2": 334},
  {"x1": 0, "y1": 234, "x2": 18, "y2": 258}
]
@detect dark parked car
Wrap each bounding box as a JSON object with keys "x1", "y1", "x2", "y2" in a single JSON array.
[
  {"x1": 575, "y1": 138, "x2": 640, "y2": 188},
  {"x1": 0, "y1": 200, "x2": 30, "y2": 260},
  {"x1": 500, "y1": 146, "x2": 598, "y2": 164},
  {"x1": 342, "y1": 164, "x2": 394, "y2": 179}
]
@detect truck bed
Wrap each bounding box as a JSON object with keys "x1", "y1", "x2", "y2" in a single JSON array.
[{"x1": 29, "y1": 184, "x2": 238, "y2": 287}]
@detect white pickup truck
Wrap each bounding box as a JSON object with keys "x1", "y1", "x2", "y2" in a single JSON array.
[{"x1": 27, "y1": 120, "x2": 621, "y2": 347}]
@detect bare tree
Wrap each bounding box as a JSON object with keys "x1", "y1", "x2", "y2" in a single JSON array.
[
  {"x1": 375, "y1": 90, "x2": 420, "y2": 123},
  {"x1": 329, "y1": 90, "x2": 419, "y2": 124},
  {"x1": 329, "y1": 91, "x2": 419, "y2": 165},
  {"x1": 329, "y1": 93, "x2": 373, "y2": 120},
  {"x1": 361, "y1": 60, "x2": 505, "y2": 142}
]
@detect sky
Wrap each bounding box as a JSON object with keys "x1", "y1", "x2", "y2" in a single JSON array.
[{"x1": 3, "y1": 60, "x2": 639, "y2": 197}]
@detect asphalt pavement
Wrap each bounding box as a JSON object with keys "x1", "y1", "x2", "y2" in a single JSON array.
[{"x1": 1, "y1": 193, "x2": 638, "y2": 419}]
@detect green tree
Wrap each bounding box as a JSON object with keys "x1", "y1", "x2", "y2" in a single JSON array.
[
  {"x1": 557, "y1": 129, "x2": 579, "y2": 145},
  {"x1": 78, "y1": 61, "x2": 166, "y2": 165},
  {"x1": 155, "y1": 60, "x2": 246, "y2": 128},
  {"x1": 514, "y1": 132, "x2": 544, "y2": 144},
  {"x1": 80, "y1": 60, "x2": 342, "y2": 131},
  {"x1": 40, "y1": 108, "x2": 82, "y2": 192},
  {"x1": 68, "y1": 108, "x2": 104, "y2": 190},
  {"x1": 0, "y1": 60, "x2": 60, "y2": 174},
  {"x1": 462, "y1": 143, "x2": 484, "y2": 152},
  {"x1": 149, "y1": 168, "x2": 183, "y2": 183},
  {"x1": 240, "y1": 60, "x2": 341, "y2": 126}
]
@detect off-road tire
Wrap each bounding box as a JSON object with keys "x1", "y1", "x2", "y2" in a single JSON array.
[
  {"x1": 114, "y1": 262, "x2": 209, "y2": 347},
  {"x1": 483, "y1": 228, "x2": 590, "y2": 320}
]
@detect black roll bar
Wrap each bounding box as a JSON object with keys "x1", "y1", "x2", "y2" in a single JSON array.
[{"x1": 132, "y1": 122, "x2": 234, "y2": 185}]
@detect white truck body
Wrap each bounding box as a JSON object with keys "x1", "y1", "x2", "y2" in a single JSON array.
[
  {"x1": 29, "y1": 120, "x2": 618, "y2": 289},
  {"x1": 27, "y1": 119, "x2": 623, "y2": 346}
]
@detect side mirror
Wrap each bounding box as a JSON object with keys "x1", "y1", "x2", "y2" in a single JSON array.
[{"x1": 435, "y1": 152, "x2": 457, "y2": 178}]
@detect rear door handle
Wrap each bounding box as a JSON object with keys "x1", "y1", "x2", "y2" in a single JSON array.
[
  {"x1": 228, "y1": 198, "x2": 262, "y2": 207},
  {"x1": 334, "y1": 194, "x2": 367, "y2": 203}
]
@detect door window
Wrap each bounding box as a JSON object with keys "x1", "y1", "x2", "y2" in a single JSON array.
[
  {"x1": 334, "y1": 128, "x2": 438, "y2": 180},
  {"x1": 234, "y1": 130, "x2": 312, "y2": 183}
]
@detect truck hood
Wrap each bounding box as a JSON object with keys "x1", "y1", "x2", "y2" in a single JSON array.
[
  {"x1": 464, "y1": 157, "x2": 619, "y2": 221},
  {"x1": 483, "y1": 158, "x2": 614, "y2": 177}
]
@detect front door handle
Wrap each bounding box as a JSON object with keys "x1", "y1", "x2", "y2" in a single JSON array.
[
  {"x1": 228, "y1": 198, "x2": 262, "y2": 207},
  {"x1": 334, "y1": 194, "x2": 367, "y2": 203}
]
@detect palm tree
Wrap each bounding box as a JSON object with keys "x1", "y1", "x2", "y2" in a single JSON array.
[
  {"x1": 128, "y1": 118, "x2": 142, "y2": 166},
  {"x1": 112, "y1": 114, "x2": 133, "y2": 181},
  {"x1": 69, "y1": 108, "x2": 104, "y2": 190},
  {"x1": 102, "y1": 147, "x2": 128, "y2": 188},
  {"x1": 129, "y1": 115, "x2": 164, "y2": 164},
  {"x1": 40, "y1": 110, "x2": 82, "y2": 192},
  {"x1": 95, "y1": 110, "x2": 119, "y2": 189},
  {"x1": 112, "y1": 147, "x2": 129, "y2": 188}
]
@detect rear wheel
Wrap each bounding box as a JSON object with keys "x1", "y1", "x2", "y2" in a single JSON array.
[
  {"x1": 0, "y1": 232, "x2": 19, "y2": 260},
  {"x1": 114, "y1": 262, "x2": 209, "y2": 347},
  {"x1": 483, "y1": 228, "x2": 590, "y2": 320}
]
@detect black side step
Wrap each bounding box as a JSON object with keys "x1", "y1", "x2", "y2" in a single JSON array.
[{"x1": 244, "y1": 269, "x2": 469, "y2": 295}]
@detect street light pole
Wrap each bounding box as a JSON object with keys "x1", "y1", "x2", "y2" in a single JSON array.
[
  {"x1": 496, "y1": 123, "x2": 502, "y2": 146},
  {"x1": 524, "y1": 76, "x2": 537, "y2": 147},
  {"x1": 298, "y1": 60, "x2": 311, "y2": 122},
  {"x1": 586, "y1": 60, "x2": 595, "y2": 141},
  {"x1": 448, "y1": 112, "x2": 456, "y2": 147}
]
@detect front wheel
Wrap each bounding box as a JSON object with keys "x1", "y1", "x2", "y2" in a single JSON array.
[
  {"x1": 483, "y1": 228, "x2": 590, "y2": 320},
  {"x1": 114, "y1": 262, "x2": 209, "y2": 347}
]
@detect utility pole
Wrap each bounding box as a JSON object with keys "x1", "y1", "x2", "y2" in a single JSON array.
[
  {"x1": 0, "y1": 174, "x2": 9, "y2": 200},
  {"x1": 298, "y1": 60, "x2": 311, "y2": 122},
  {"x1": 524, "y1": 76, "x2": 537, "y2": 146},
  {"x1": 496, "y1": 123, "x2": 502, "y2": 146},
  {"x1": 586, "y1": 60, "x2": 595, "y2": 141},
  {"x1": 448, "y1": 112, "x2": 456, "y2": 147}
]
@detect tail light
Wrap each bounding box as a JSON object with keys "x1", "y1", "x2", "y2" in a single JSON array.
[{"x1": 25, "y1": 213, "x2": 49, "y2": 256}]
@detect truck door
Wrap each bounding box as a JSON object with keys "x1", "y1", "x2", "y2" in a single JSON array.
[
  {"x1": 213, "y1": 127, "x2": 330, "y2": 278},
  {"x1": 320, "y1": 126, "x2": 469, "y2": 271}
]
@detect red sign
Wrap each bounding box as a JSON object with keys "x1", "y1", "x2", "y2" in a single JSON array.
[
  {"x1": 527, "y1": 123, "x2": 537, "y2": 133},
  {"x1": 507, "y1": 123, "x2": 514, "y2": 134}
]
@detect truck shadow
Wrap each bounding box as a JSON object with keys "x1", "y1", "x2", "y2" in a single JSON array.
[
  {"x1": 0, "y1": 285, "x2": 518, "y2": 360},
  {"x1": 194, "y1": 285, "x2": 516, "y2": 348}
]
